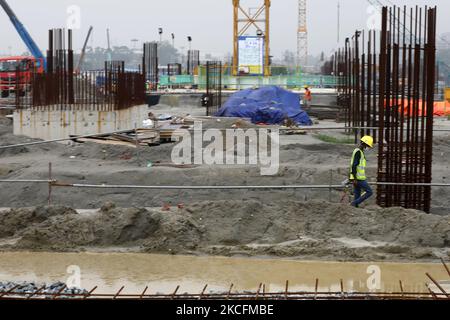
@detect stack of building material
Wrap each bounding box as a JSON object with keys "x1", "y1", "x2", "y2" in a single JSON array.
[{"x1": 73, "y1": 129, "x2": 160, "y2": 147}]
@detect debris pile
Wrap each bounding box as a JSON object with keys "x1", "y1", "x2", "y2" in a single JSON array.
[
  {"x1": 0, "y1": 281, "x2": 88, "y2": 299},
  {"x1": 73, "y1": 128, "x2": 160, "y2": 147}
]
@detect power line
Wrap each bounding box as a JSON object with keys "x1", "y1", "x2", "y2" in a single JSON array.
[
  {"x1": 383, "y1": 0, "x2": 450, "y2": 46},
  {"x1": 366, "y1": 0, "x2": 450, "y2": 46},
  {"x1": 366, "y1": 0, "x2": 416, "y2": 43}
]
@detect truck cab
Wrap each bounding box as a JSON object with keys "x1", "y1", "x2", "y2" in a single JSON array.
[{"x1": 0, "y1": 56, "x2": 44, "y2": 98}]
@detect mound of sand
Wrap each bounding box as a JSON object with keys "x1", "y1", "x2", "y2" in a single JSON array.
[{"x1": 1, "y1": 200, "x2": 449, "y2": 261}]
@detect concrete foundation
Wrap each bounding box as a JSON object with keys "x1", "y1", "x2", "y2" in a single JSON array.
[{"x1": 13, "y1": 104, "x2": 149, "y2": 141}]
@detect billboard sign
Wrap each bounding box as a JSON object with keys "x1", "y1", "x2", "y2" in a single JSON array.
[{"x1": 238, "y1": 36, "x2": 264, "y2": 75}]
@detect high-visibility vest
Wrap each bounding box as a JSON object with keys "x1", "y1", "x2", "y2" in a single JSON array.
[{"x1": 349, "y1": 148, "x2": 366, "y2": 180}]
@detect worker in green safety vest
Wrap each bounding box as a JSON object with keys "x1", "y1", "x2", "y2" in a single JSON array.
[{"x1": 349, "y1": 136, "x2": 374, "y2": 207}]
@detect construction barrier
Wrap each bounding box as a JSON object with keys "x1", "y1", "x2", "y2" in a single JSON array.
[
  {"x1": 159, "y1": 75, "x2": 194, "y2": 87},
  {"x1": 384, "y1": 99, "x2": 450, "y2": 117}
]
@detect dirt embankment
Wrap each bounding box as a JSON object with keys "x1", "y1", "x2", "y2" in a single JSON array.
[{"x1": 1, "y1": 201, "x2": 449, "y2": 262}]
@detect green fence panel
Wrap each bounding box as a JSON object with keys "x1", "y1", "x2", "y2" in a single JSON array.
[{"x1": 159, "y1": 75, "x2": 194, "y2": 86}]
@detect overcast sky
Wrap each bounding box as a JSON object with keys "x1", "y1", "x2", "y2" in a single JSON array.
[{"x1": 0, "y1": 0, "x2": 449, "y2": 58}]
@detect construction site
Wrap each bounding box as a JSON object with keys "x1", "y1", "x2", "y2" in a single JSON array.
[{"x1": 1, "y1": 0, "x2": 450, "y2": 303}]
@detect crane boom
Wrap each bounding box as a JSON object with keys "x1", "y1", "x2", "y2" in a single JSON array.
[
  {"x1": 76, "y1": 26, "x2": 93, "y2": 72},
  {"x1": 0, "y1": 0, "x2": 46, "y2": 70},
  {"x1": 106, "y1": 28, "x2": 112, "y2": 62}
]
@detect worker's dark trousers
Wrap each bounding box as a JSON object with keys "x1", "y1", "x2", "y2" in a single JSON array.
[{"x1": 351, "y1": 180, "x2": 373, "y2": 207}]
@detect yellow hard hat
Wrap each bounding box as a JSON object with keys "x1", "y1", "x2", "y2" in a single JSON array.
[{"x1": 361, "y1": 135, "x2": 374, "y2": 148}]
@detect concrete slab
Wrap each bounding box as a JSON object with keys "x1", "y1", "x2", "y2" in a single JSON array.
[{"x1": 13, "y1": 104, "x2": 149, "y2": 141}]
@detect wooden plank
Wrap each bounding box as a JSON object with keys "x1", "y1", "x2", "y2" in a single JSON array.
[
  {"x1": 76, "y1": 138, "x2": 137, "y2": 147},
  {"x1": 111, "y1": 133, "x2": 138, "y2": 143}
]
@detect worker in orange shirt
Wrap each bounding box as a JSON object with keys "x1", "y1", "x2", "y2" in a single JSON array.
[{"x1": 303, "y1": 85, "x2": 312, "y2": 111}]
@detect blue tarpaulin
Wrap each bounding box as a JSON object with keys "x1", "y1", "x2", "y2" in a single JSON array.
[{"x1": 215, "y1": 86, "x2": 312, "y2": 126}]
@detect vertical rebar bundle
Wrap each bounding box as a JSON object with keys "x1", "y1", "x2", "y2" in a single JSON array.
[
  {"x1": 377, "y1": 6, "x2": 437, "y2": 213},
  {"x1": 205, "y1": 61, "x2": 222, "y2": 116},
  {"x1": 16, "y1": 29, "x2": 145, "y2": 111},
  {"x1": 332, "y1": 6, "x2": 437, "y2": 213},
  {"x1": 143, "y1": 42, "x2": 158, "y2": 90},
  {"x1": 335, "y1": 30, "x2": 378, "y2": 142},
  {"x1": 187, "y1": 50, "x2": 200, "y2": 76}
]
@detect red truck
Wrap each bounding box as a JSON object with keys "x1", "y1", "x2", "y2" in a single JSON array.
[{"x1": 0, "y1": 56, "x2": 44, "y2": 98}]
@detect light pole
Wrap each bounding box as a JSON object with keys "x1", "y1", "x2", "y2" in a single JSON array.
[
  {"x1": 171, "y1": 33, "x2": 175, "y2": 48},
  {"x1": 158, "y1": 28, "x2": 163, "y2": 42},
  {"x1": 131, "y1": 39, "x2": 139, "y2": 50},
  {"x1": 187, "y1": 36, "x2": 192, "y2": 51}
]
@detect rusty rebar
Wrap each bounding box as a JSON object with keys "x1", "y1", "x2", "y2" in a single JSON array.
[
  {"x1": 426, "y1": 273, "x2": 449, "y2": 298},
  {"x1": 335, "y1": 6, "x2": 436, "y2": 212},
  {"x1": 441, "y1": 258, "x2": 450, "y2": 278},
  {"x1": 0, "y1": 287, "x2": 448, "y2": 300}
]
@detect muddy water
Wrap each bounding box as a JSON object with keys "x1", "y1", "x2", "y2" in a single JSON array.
[{"x1": 0, "y1": 252, "x2": 447, "y2": 294}]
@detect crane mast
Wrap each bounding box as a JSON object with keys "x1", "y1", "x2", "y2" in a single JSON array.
[{"x1": 297, "y1": 0, "x2": 308, "y2": 68}]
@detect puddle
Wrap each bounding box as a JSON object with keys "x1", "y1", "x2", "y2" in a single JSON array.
[{"x1": 0, "y1": 252, "x2": 448, "y2": 295}]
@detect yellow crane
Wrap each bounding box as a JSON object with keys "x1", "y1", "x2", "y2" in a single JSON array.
[{"x1": 232, "y1": 0, "x2": 271, "y2": 77}]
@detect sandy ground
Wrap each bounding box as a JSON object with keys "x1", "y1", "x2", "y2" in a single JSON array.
[
  {"x1": 0, "y1": 103, "x2": 450, "y2": 262},
  {"x1": 0, "y1": 201, "x2": 449, "y2": 262},
  {"x1": 1, "y1": 110, "x2": 449, "y2": 214}
]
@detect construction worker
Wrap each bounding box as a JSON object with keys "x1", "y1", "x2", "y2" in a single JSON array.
[
  {"x1": 349, "y1": 135, "x2": 374, "y2": 208},
  {"x1": 303, "y1": 85, "x2": 312, "y2": 111}
]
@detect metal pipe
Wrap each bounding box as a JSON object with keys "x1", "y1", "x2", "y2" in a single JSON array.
[
  {"x1": 49, "y1": 182, "x2": 450, "y2": 189},
  {"x1": 2, "y1": 179, "x2": 450, "y2": 188},
  {"x1": 0, "y1": 180, "x2": 53, "y2": 183},
  {"x1": 53, "y1": 183, "x2": 350, "y2": 190}
]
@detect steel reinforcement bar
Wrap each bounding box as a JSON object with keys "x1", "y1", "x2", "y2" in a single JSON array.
[{"x1": 0, "y1": 251, "x2": 449, "y2": 300}]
